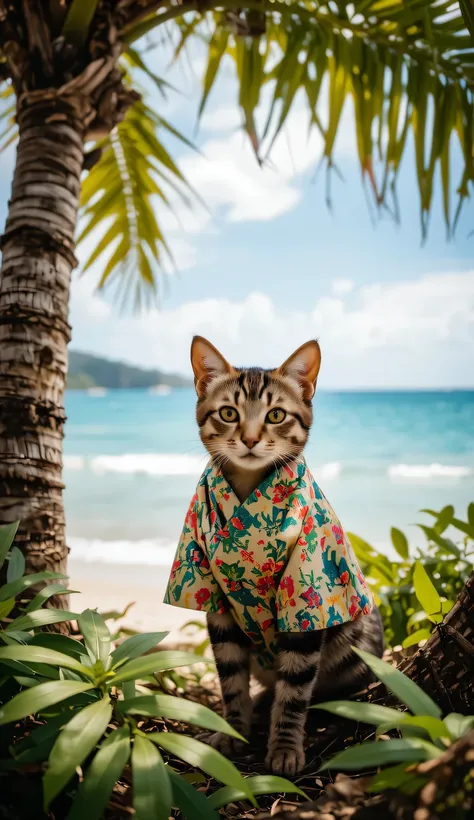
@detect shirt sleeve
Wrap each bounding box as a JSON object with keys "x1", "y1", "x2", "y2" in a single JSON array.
[
  {"x1": 163, "y1": 492, "x2": 226, "y2": 614},
  {"x1": 276, "y1": 496, "x2": 373, "y2": 632}
]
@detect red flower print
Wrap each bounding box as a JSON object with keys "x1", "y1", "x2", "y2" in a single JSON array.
[
  {"x1": 187, "y1": 511, "x2": 197, "y2": 531},
  {"x1": 289, "y1": 598, "x2": 296, "y2": 607},
  {"x1": 217, "y1": 600, "x2": 226, "y2": 615},
  {"x1": 229, "y1": 580, "x2": 243, "y2": 592},
  {"x1": 332, "y1": 524, "x2": 344, "y2": 545},
  {"x1": 320, "y1": 536, "x2": 326, "y2": 549},
  {"x1": 301, "y1": 619, "x2": 310, "y2": 630},
  {"x1": 280, "y1": 576, "x2": 295, "y2": 598},
  {"x1": 240, "y1": 549, "x2": 254, "y2": 563},
  {"x1": 256, "y1": 604, "x2": 263, "y2": 614},
  {"x1": 284, "y1": 464, "x2": 295, "y2": 479},
  {"x1": 299, "y1": 504, "x2": 309, "y2": 519},
  {"x1": 303, "y1": 516, "x2": 314, "y2": 535},
  {"x1": 261, "y1": 618, "x2": 273, "y2": 632},
  {"x1": 255, "y1": 489, "x2": 261, "y2": 497},
  {"x1": 257, "y1": 576, "x2": 274, "y2": 593},
  {"x1": 217, "y1": 528, "x2": 230, "y2": 539},
  {"x1": 171, "y1": 560, "x2": 180, "y2": 574},
  {"x1": 275, "y1": 561, "x2": 284, "y2": 573},
  {"x1": 223, "y1": 493, "x2": 230, "y2": 500},
  {"x1": 363, "y1": 604, "x2": 371, "y2": 614},
  {"x1": 258, "y1": 539, "x2": 265, "y2": 545},
  {"x1": 261, "y1": 559, "x2": 274, "y2": 574},
  {"x1": 210, "y1": 510, "x2": 217, "y2": 525},
  {"x1": 298, "y1": 537, "x2": 307, "y2": 547},
  {"x1": 301, "y1": 586, "x2": 323, "y2": 609},
  {"x1": 200, "y1": 555, "x2": 210, "y2": 570},
  {"x1": 309, "y1": 485, "x2": 315, "y2": 499},
  {"x1": 190, "y1": 548, "x2": 202, "y2": 563},
  {"x1": 231, "y1": 517, "x2": 245, "y2": 531},
  {"x1": 272, "y1": 484, "x2": 292, "y2": 503},
  {"x1": 339, "y1": 571, "x2": 349, "y2": 585},
  {"x1": 215, "y1": 558, "x2": 223, "y2": 567},
  {"x1": 194, "y1": 588, "x2": 211, "y2": 608},
  {"x1": 300, "y1": 552, "x2": 306, "y2": 562}
]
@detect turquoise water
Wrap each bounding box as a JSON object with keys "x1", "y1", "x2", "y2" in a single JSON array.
[{"x1": 64, "y1": 388, "x2": 474, "y2": 565}]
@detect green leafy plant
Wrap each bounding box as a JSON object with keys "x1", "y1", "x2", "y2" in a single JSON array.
[
  {"x1": 314, "y1": 648, "x2": 474, "y2": 794},
  {"x1": 349, "y1": 504, "x2": 474, "y2": 647},
  {"x1": 0, "y1": 523, "x2": 303, "y2": 818}
]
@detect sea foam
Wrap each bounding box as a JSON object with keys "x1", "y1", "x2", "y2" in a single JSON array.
[{"x1": 388, "y1": 463, "x2": 473, "y2": 480}]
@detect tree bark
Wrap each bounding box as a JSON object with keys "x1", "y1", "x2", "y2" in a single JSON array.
[{"x1": 0, "y1": 95, "x2": 85, "y2": 597}]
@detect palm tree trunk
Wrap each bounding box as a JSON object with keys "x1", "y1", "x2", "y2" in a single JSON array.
[{"x1": 0, "y1": 95, "x2": 85, "y2": 595}]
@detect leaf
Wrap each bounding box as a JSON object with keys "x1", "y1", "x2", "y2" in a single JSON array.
[
  {"x1": 132, "y1": 735, "x2": 172, "y2": 820},
  {"x1": 121, "y1": 693, "x2": 245, "y2": 740},
  {"x1": 6, "y1": 609, "x2": 77, "y2": 633},
  {"x1": 44, "y1": 696, "x2": 112, "y2": 809},
  {"x1": 0, "y1": 680, "x2": 94, "y2": 725},
  {"x1": 390, "y1": 528, "x2": 409, "y2": 560},
  {"x1": 444, "y1": 713, "x2": 474, "y2": 740},
  {"x1": 0, "y1": 598, "x2": 15, "y2": 619},
  {"x1": 61, "y1": 0, "x2": 100, "y2": 47},
  {"x1": 152, "y1": 732, "x2": 255, "y2": 804},
  {"x1": 110, "y1": 650, "x2": 205, "y2": 684},
  {"x1": 68, "y1": 726, "x2": 131, "y2": 820},
  {"x1": 30, "y1": 633, "x2": 86, "y2": 658},
  {"x1": 312, "y1": 700, "x2": 404, "y2": 727},
  {"x1": 353, "y1": 648, "x2": 442, "y2": 718},
  {"x1": 25, "y1": 585, "x2": 77, "y2": 613},
  {"x1": 319, "y1": 737, "x2": 441, "y2": 771},
  {"x1": 367, "y1": 762, "x2": 427, "y2": 794},
  {"x1": 207, "y1": 775, "x2": 307, "y2": 809},
  {"x1": 434, "y1": 505, "x2": 454, "y2": 534},
  {"x1": 0, "y1": 521, "x2": 19, "y2": 569},
  {"x1": 468, "y1": 503, "x2": 474, "y2": 529},
  {"x1": 7, "y1": 547, "x2": 25, "y2": 582},
  {"x1": 0, "y1": 571, "x2": 68, "y2": 603},
  {"x1": 168, "y1": 767, "x2": 218, "y2": 819},
  {"x1": 418, "y1": 525, "x2": 462, "y2": 557},
  {"x1": 78, "y1": 609, "x2": 111, "y2": 667},
  {"x1": 110, "y1": 631, "x2": 168, "y2": 666},
  {"x1": 402, "y1": 629, "x2": 432, "y2": 648},
  {"x1": 0, "y1": 644, "x2": 91, "y2": 675},
  {"x1": 377, "y1": 715, "x2": 451, "y2": 744},
  {"x1": 413, "y1": 561, "x2": 442, "y2": 618}
]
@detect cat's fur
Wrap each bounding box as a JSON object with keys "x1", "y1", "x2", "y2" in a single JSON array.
[{"x1": 191, "y1": 336, "x2": 384, "y2": 776}]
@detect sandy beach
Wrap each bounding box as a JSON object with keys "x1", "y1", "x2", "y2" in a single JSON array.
[{"x1": 69, "y1": 559, "x2": 206, "y2": 642}]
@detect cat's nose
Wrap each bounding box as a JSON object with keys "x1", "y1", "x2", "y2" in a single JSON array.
[{"x1": 242, "y1": 436, "x2": 258, "y2": 449}]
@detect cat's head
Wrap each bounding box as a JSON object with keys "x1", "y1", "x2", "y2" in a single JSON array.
[{"x1": 191, "y1": 337, "x2": 321, "y2": 473}]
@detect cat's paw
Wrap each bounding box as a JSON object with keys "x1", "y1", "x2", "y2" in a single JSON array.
[
  {"x1": 207, "y1": 731, "x2": 247, "y2": 757},
  {"x1": 265, "y1": 745, "x2": 305, "y2": 776}
]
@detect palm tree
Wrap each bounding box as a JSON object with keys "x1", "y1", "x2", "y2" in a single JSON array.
[{"x1": 0, "y1": 0, "x2": 473, "y2": 586}]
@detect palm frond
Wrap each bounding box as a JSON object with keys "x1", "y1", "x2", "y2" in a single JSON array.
[
  {"x1": 77, "y1": 98, "x2": 198, "y2": 309},
  {"x1": 122, "y1": 0, "x2": 474, "y2": 238},
  {"x1": 0, "y1": 82, "x2": 17, "y2": 152}
]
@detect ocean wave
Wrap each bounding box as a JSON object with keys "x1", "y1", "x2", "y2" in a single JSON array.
[
  {"x1": 388, "y1": 463, "x2": 473, "y2": 480},
  {"x1": 69, "y1": 536, "x2": 176, "y2": 566}
]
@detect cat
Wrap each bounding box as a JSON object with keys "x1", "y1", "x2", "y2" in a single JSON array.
[{"x1": 190, "y1": 335, "x2": 384, "y2": 776}]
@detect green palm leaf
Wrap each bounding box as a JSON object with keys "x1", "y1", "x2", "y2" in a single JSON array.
[{"x1": 77, "y1": 99, "x2": 198, "y2": 308}]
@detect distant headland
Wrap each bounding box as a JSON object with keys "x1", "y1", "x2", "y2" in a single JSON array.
[{"x1": 67, "y1": 351, "x2": 192, "y2": 390}]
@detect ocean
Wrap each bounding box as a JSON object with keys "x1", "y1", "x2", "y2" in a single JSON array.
[{"x1": 64, "y1": 388, "x2": 474, "y2": 567}]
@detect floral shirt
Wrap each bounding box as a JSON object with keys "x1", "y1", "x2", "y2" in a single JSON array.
[{"x1": 164, "y1": 460, "x2": 373, "y2": 668}]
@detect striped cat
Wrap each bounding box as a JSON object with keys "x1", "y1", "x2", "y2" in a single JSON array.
[{"x1": 191, "y1": 336, "x2": 384, "y2": 776}]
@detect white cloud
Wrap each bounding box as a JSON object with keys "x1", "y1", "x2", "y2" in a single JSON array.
[
  {"x1": 331, "y1": 278, "x2": 354, "y2": 296},
  {"x1": 70, "y1": 270, "x2": 474, "y2": 388}
]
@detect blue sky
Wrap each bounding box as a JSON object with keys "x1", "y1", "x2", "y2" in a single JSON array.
[{"x1": 1, "y1": 37, "x2": 473, "y2": 388}]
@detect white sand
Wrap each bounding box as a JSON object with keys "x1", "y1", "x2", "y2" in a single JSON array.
[{"x1": 68, "y1": 559, "x2": 206, "y2": 643}]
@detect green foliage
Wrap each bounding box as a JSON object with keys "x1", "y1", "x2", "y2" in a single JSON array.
[
  {"x1": 348, "y1": 504, "x2": 473, "y2": 647},
  {"x1": 0, "y1": 522, "x2": 297, "y2": 817},
  {"x1": 315, "y1": 649, "x2": 474, "y2": 795}
]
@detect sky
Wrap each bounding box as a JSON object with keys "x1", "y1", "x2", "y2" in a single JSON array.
[{"x1": 1, "y1": 32, "x2": 474, "y2": 389}]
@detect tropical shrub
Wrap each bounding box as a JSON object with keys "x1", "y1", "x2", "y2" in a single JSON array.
[
  {"x1": 314, "y1": 648, "x2": 474, "y2": 795},
  {"x1": 349, "y1": 504, "x2": 474, "y2": 647},
  {"x1": 0, "y1": 522, "x2": 304, "y2": 818}
]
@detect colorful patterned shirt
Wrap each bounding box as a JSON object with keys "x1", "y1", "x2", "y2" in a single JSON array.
[{"x1": 164, "y1": 460, "x2": 373, "y2": 668}]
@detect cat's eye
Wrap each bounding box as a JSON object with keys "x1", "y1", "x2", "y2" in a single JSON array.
[
  {"x1": 219, "y1": 406, "x2": 239, "y2": 423},
  {"x1": 266, "y1": 408, "x2": 287, "y2": 424}
]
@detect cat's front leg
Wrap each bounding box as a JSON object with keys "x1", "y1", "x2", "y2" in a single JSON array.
[
  {"x1": 266, "y1": 631, "x2": 323, "y2": 776},
  {"x1": 207, "y1": 610, "x2": 252, "y2": 756}
]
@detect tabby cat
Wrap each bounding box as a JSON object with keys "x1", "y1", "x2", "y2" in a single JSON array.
[{"x1": 191, "y1": 335, "x2": 384, "y2": 776}]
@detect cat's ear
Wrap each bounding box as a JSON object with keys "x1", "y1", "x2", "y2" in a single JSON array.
[
  {"x1": 191, "y1": 336, "x2": 233, "y2": 397},
  {"x1": 278, "y1": 340, "x2": 321, "y2": 400}
]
